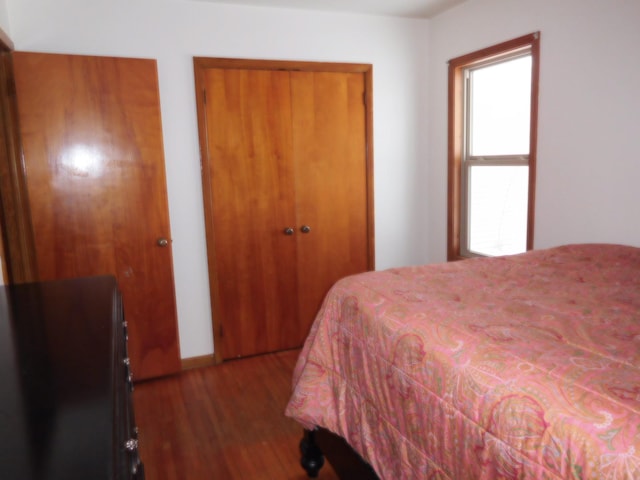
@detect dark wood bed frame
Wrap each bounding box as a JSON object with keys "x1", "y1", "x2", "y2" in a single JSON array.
[{"x1": 300, "y1": 428, "x2": 380, "y2": 479}]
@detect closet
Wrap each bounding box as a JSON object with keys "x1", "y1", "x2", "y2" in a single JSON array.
[{"x1": 194, "y1": 58, "x2": 374, "y2": 361}]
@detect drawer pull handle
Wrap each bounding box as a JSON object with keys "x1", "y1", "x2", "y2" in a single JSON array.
[{"x1": 125, "y1": 438, "x2": 139, "y2": 452}]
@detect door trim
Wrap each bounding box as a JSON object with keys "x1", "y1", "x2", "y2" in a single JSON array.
[
  {"x1": 193, "y1": 57, "x2": 375, "y2": 364},
  {"x1": 0, "y1": 32, "x2": 39, "y2": 284}
]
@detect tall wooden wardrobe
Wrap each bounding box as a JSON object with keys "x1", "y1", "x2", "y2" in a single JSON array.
[{"x1": 194, "y1": 58, "x2": 374, "y2": 361}]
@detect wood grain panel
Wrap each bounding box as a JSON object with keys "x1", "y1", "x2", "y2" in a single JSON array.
[
  {"x1": 195, "y1": 58, "x2": 374, "y2": 362},
  {"x1": 204, "y1": 68, "x2": 299, "y2": 359},
  {"x1": 291, "y1": 71, "x2": 370, "y2": 335},
  {"x1": 13, "y1": 52, "x2": 180, "y2": 379}
]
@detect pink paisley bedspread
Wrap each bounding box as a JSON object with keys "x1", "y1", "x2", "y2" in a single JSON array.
[{"x1": 285, "y1": 244, "x2": 640, "y2": 479}]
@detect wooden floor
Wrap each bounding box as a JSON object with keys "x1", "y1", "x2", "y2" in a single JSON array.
[{"x1": 133, "y1": 349, "x2": 338, "y2": 479}]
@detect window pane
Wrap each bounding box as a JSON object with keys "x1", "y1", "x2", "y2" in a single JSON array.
[
  {"x1": 468, "y1": 165, "x2": 528, "y2": 256},
  {"x1": 470, "y1": 56, "x2": 531, "y2": 156}
]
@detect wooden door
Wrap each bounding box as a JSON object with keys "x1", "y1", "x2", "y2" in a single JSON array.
[
  {"x1": 13, "y1": 52, "x2": 181, "y2": 380},
  {"x1": 195, "y1": 59, "x2": 374, "y2": 361},
  {"x1": 203, "y1": 67, "x2": 299, "y2": 359},
  {"x1": 291, "y1": 71, "x2": 370, "y2": 329}
]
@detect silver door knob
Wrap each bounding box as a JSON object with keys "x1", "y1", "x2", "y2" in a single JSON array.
[
  {"x1": 124, "y1": 438, "x2": 139, "y2": 452},
  {"x1": 283, "y1": 227, "x2": 294, "y2": 236},
  {"x1": 300, "y1": 225, "x2": 311, "y2": 234},
  {"x1": 157, "y1": 238, "x2": 169, "y2": 247}
]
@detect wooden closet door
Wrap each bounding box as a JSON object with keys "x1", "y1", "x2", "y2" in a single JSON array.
[
  {"x1": 13, "y1": 52, "x2": 181, "y2": 380},
  {"x1": 291, "y1": 71, "x2": 370, "y2": 334},
  {"x1": 203, "y1": 68, "x2": 299, "y2": 359},
  {"x1": 195, "y1": 59, "x2": 374, "y2": 362}
]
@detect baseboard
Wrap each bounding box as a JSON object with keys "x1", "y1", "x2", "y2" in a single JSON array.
[{"x1": 181, "y1": 354, "x2": 216, "y2": 371}]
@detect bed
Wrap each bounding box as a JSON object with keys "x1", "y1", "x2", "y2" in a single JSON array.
[{"x1": 285, "y1": 244, "x2": 640, "y2": 479}]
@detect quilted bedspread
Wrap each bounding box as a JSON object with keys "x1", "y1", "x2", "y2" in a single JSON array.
[{"x1": 285, "y1": 244, "x2": 640, "y2": 479}]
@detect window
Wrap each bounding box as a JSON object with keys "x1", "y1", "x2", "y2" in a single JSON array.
[{"x1": 448, "y1": 33, "x2": 540, "y2": 260}]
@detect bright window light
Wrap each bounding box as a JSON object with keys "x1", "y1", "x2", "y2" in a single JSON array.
[
  {"x1": 470, "y1": 56, "x2": 532, "y2": 156},
  {"x1": 463, "y1": 52, "x2": 533, "y2": 257},
  {"x1": 468, "y1": 165, "x2": 529, "y2": 256}
]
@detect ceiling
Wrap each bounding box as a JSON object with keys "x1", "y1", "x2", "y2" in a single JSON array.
[{"x1": 190, "y1": 0, "x2": 467, "y2": 19}]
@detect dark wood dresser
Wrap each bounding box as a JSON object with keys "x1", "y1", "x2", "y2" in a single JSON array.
[{"x1": 0, "y1": 276, "x2": 144, "y2": 479}]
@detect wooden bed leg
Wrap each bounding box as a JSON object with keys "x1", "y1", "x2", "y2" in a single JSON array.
[{"x1": 300, "y1": 428, "x2": 325, "y2": 478}]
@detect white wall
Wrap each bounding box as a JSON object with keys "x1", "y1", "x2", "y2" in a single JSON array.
[
  {"x1": 5, "y1": 0, "x2": 431, "y2": 359},
  {"x1": 427, "y1": 0, "x2": 640, "y2": 262},
  {"x1": 0, "y1": 0, "x2": 9, "y2": 36}
]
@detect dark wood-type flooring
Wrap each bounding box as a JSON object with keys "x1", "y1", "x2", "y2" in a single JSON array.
[{"x1": 134, "y1": 348, "x2": 338, "y2": 479}]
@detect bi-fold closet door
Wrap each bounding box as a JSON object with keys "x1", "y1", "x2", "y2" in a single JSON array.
[{"x1": 195, "y1": 59, "x2": 374, "y2": 361}]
